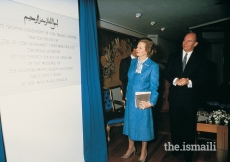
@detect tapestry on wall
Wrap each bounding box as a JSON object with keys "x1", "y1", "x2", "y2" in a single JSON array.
[{"x1": 98, "y1": 29, "x2": 138, "y2": 88}]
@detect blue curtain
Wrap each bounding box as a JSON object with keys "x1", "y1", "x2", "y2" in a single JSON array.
[
  {"x1": 79, "y1": 0, "x2": 108, "y2": 162},
  {"x1": 0, "y1": 116, "x2": 6, "y2": 162}
]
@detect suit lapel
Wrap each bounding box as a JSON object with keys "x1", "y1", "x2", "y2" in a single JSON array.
[
  {"x1": 176, "y1": 52, "x2": 183, "y2": 73},
  {"x1": 142, "y1": 58, "x2": 151, "y2": 73},
  {"x1": 130, "y1": 58, "x2": 138, "y2": 76}
]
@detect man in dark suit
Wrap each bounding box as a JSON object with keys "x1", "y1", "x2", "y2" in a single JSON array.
[
  {"x1": 119, "y1": 41, "x2": 138, "y2": 100},
  {"x1": 164, "y1": 32, "x2": 209, "y2": 162}
]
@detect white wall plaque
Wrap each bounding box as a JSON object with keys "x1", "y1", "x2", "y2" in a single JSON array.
[{"x1": 0, "y1": 0, "x2": 80, "y2": 95}]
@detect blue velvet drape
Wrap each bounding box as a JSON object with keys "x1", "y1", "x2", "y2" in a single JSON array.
[
  {"x1": 79, "y1": 0, "x2": 108, "y2": 162},
  {"x1": 0, "y1": 116, "x2": 6, "y2": 162}
]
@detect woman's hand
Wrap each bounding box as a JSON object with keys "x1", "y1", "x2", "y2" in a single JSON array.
[{"x1": 139, "y1": 101, "x2": 152, "y2": 110}]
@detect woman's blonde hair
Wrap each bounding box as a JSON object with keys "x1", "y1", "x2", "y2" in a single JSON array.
[{"x1": 138, "y1": 38, "x2": 156, "y2": 57}]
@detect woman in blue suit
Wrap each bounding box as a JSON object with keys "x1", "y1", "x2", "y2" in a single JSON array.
[{"x1": 122, "y1": 38, "x2": 159, "y2": 162}]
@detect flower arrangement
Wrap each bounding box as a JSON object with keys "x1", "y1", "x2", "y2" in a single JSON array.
[
  {"x1": 208, "y1": 110, "x2": 230, "y2": 125},
  {"x1": 197, "y1": 110, "x2": 209, "y2": 117}
]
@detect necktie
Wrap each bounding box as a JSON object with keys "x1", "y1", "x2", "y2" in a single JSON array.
[{"x1": 182, "y1": 53, "x2": 187, "y2": 71}]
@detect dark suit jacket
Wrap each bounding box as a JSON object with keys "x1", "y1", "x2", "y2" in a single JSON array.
[
  {"x1": 164, "y1": 50, "x2": 209, "y2": 107},
  {"x1": 119, "y1": 55, "x2": 132, "y2": 98}
]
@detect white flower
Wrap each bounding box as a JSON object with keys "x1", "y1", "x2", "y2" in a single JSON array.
[
  {"x1": 208, "y1": 110, "x2": 230, "y2": 125},
  {"x1": 215, "y1": 120, "x2": 220, "y2": 124}
]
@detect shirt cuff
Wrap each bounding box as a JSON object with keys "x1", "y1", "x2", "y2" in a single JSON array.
[
  {"x1": 173, "y1": 78, "x2": 178, "y2": 86},
  {"x1": 187, "y1": 80, "x2": 192, "y2": 88}
]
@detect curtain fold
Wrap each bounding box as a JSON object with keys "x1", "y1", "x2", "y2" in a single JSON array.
[
  {"x1": 0, "y1": 116, "x2": 6, "y2": 162},
  {"x1": 79, "y1": 0, "x2": 108, "y2": 162}
]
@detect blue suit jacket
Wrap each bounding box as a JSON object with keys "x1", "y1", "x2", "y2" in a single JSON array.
[{"x1": 126, "y1": 58, "x2": 159, "y2": 105}]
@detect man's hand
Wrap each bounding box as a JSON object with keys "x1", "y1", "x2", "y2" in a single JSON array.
[{"x1": 176, "y1": 78, "x2": 189, "y2": 86}]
